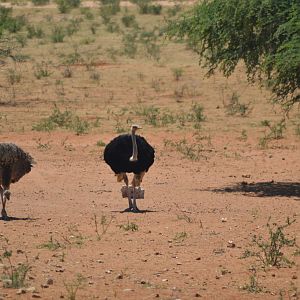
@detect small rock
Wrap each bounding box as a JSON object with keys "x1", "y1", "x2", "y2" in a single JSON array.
[
  {"x1": 32, "y1": 294, "x2": 41, "y2": 298},
  {"x1": 41, "y1": 284, "x2": 49, "y2": 288},
  {"x1": 215, "y1": 275, "x2": 220, "y2": 279},
  {"x1": 115, "y1": 274, "x2": 123, "y2": 279},
  {"x1": 88, "y1": 281, "x2": 94, "y2": 285},
  {"x1": 2, "y1": 279, "x2": 12, "y2": 288},
  {"x1": 176, "y1": 262, "x2": 182, "y2": 265},
  {"x1": 105, "y1": 270, "x2": 112, "y2": 274},
  {"x1": 221, "y1": 218, "x2": 227, "y2": 223},
  {"x1": 16, "y1": 249, "x2": 24, "y2": 254},
  {"x1": 292, "y1": 275, "x2": 297, "y2": 280},
  {"x1": 26, "y1": 287, "x2": 36, "y2": 293},
  {"x1": 155, "y1": 294, "x2": 159, "y2": 298},
  {"x1": 227, "y1": 241, "x2": 236, "y2": 248},
  {"x1": 195, "y1": 293, "x2": 201, "y2": 297},
  {"x1": 47, "y1": 278, "x2": 54, "y2": 285},
  {"x1": 162, "y1": 279, "x2": 168, "y2": 282},
  {"x1": 123, "y1": 289, "x2": 133, "y2": 292},
  {"x1": 96, "y1": 260, "x2": 104, "y2": 263},
  {"x1": 16, "y1": 288, "x2": 26, "y2": 295},
  {"x1": 195, "y1": 257, "x2": 201, "y2": 261}
]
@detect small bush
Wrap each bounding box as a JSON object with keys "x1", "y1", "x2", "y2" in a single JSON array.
[
  {"x1": 224, "y1": 92, "x2": 252, "y2": 117},
  {"x1": 80, "y1": 7, "x2": 94, "y2": 20},
  {"x1": 122, "y1": 32, "x2": 138, "y2": 58},
  {"x1": 56, "y1": 0, "x2": 81, "y2": 13},
  {"x1": 172, "y1": 67, "x2": 183, "y2": 81},
  {"x1": 51, "y1": 25, "x2": 65, "y2": 43},
  {"x1": 121, "y1": 14, "x2": 137, "y2": 28},
  {"x1": 32, "y1": 106, "x2": 90, "y2": 135},
  {"x1": 34, "y1": 61, "x2": 52, "y2": 79},
  {"x1": 66, "y1": 19, "x2": 81, "y2": 36},
  {"x1": 0, "y1": 9, "x2": 26, "y2": 33},
  {"x1": 27, "y1": 24, "x2": 44, "y2": 39},
  {"x1": 31, "y1": 0, "x2": 49, "y2": 5}
]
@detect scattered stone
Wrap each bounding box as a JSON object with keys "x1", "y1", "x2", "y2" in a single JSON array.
[
  {"x1": 196, "y1": 257, "x2": 201, "y2": 261},
  {"x1": 227, "y1": 241, "x2": 236, "y2": 248},
  {"x1": 47, "y1": 278, "x2": 54, "y2": 285},
  {"x1": 105, "y1": 270, "x2": 112, "y2": 274},
  {"x1": 32, "y1": 294, "x2": 41, "y2": 299},
  {"x1": 292, "y1": 275, "x2": 297, "y2": 280},
  {"x1": 115, "y1": 274, "x2": 123, "y2": 280},
  {"x1": 215, "y1": 275, "x2": 220, "y2": 279},
  {"x1": 221, "y1": 218, "x2": 227, "y2": 223},
  {"x1": 2, "y1": 279, "x2": 12, "y2": 288},
  {"x1": 176, "y1": 262, "x2": 182, "y2": 265},
  {"x1": 162, "y1": 279, "x2": 168, "y2": 282},
  {"x1": 96, "y1": 260, "x2": 104, "y2": 263},
  {"x1": 41, "y1": 284, "x2": 49, "y2": 289},
  {"x1": 16, "y1": 249, "x2": 24, "y2": 254},
  {"x1": 26, "y1": 287, "x2": 36, "y2": 293},
  {"x1": 195, "y1": 293, "x2": 201, "y2": 297},
  {"x1": 16, "y1": 288, "x2": 26, "y2": 295},
  {"x1": 155, "y1": 294, "x2": 159, "y2": 298},
  {"x1": 123, "y1": 289, "x2": 133, "y2": 292},
  {"x1": 88, "y1": 281, "x2": 94, "y2": 285}
]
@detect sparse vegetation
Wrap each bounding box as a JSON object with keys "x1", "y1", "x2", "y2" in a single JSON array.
[
  {"x1": 224, "y1": 92, "x2": 252, "y2": 117},
  {"x1": 242, "y1": 218, "x2": 297, "y2": 267},
  {"x1": 119, "y1": 220, "x2": 139, "y2": 232},
  {"x1": 32, "y1": 106, "x2": 89, "y2": 135},
  {"x1": 93, "y1": 213, "x2": 113, "y2": 240},
  {"x1": 38, "y1": 235, "x2": 64, "y2": 251},
  {"x1": 64, "y1": 274, "x2": 86, "y2": 300},
  {"x1": 0, "y1": 238, "x2": 31, "y2": 289},
  {"x1": 259, "y1": 119, "x2": 286, "y2": 148}
]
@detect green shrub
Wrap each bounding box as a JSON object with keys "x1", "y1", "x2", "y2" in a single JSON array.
[
  {"x1": 27, "y1": 24, "x2": 44, "y2": 39},
  {"x1": 32, "y1": 106, "x2": 89, "y2": 135},
  {"x1": 51, "y1": 25, "x2": 65, "y2": 43},
  {"x1": 31, "y1": 0, "x2": 49, "y2": 5},
  {"x1": 121, "y1": 14, "x2": 137, "y2": 28}
]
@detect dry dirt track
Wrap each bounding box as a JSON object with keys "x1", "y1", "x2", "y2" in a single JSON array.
[{"x1": 0, "y1": 130, "x2": 299, "y2": 300}]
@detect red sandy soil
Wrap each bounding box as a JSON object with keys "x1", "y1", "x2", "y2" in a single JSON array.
[{"x1": 0, "y1": 130, "x2": 299, "y2": 300}]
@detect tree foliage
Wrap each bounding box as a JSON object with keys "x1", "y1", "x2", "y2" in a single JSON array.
[{"x1": 166, "y1": 0, "x2": 300, "y2": 110}]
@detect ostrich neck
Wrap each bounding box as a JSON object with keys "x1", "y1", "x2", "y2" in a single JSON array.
[{"x1": 130, "y1": 132, "x2": 138, "y2": 161}]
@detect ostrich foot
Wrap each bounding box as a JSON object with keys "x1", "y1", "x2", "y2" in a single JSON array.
[
  {"x1": 1, "y1": 209, "x2": 8, "y2": 220},
  {"x1": 123, "y1": 207, "x2": 133, "y2": 212},
  {"x1": 132, "y1": 207, "x2": 140, "y2": 213}
]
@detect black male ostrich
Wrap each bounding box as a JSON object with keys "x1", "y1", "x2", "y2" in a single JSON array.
[
  {"x1": 104, "y1": 125, "x2": 155, "y2": 212},
  {"x1": 0, "y1": 143, "x2": 34, "y2": 219}
]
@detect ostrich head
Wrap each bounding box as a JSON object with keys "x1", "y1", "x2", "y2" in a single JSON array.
[
  {"x1": 131, "y1": 124, "x2": 142, "y2": 133},
  {"x1": 130, "y1": 125, "x2": 141, "y2": 162}
]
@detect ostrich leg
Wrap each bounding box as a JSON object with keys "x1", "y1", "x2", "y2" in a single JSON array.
[
  {"x1": 0, "y1": 186, "x2": 5, "y2": 219},
  {"x1": 132, "y1": 174, "x2": 140, "y2": 213},
  {"x1": 123, "y1": 173, "x2": 133, "y2": 212},
  {"x1": 1, "y1": 167, "x2": 12, "y2": 219}
]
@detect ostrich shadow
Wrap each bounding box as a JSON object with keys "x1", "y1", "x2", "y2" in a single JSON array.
[
  {"x1": 210, "y1": 181, "x2": 300, "y2": 199},
  {"x1": 0, "y1": 216, "x2": 38, "y2": 222},
  {"x1": 111, "y1": 209, "x2": 157, "y2": 214}
]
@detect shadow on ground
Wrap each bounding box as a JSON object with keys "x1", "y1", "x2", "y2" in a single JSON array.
[
  {"x1": 211, "y1": 181, "x2": 300, "y2": 198},
  {"x1": 0, "y1": 216, "x2": 38, "y2": 222}
]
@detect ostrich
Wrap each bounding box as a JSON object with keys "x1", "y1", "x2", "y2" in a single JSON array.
[
  {"x1": 0, "y1": 143, "x2": 34, "y2": 219},
  {"x1": 104, "y1": 125, "x2": 155, "y2": 212}
]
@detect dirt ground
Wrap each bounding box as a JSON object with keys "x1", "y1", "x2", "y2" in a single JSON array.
[{"x1": 0, "y1": 1, "x2": 300, "y2": 299}]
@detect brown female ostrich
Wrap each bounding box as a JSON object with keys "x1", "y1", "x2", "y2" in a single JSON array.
[
  {"x1": 104, "y1": 125, "x2": 155, "y2": 212},
  {"x1": 0, "y1": 143, "x2": 34, "y2": 219}
]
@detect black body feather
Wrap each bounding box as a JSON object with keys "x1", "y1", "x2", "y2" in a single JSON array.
[
  {"x1": 104, "y1": 134, "x2": 154, "y2": 174},
  {"x1": 0, "y1": 143, "x2": 34, "y2": 186}
]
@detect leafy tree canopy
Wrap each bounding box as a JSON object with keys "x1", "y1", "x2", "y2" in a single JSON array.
[{"x1": 166, "y1": 0, "x2": 300, "y2": 110}]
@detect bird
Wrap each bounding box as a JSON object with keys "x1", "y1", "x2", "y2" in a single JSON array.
[
  {"x1": 0, "y1": 143, "x2": 34, "y2": 220},
  {"x1": 104, "y1": 125, "x2": 155, "y2": 212}
]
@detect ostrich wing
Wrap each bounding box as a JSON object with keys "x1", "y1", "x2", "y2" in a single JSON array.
[{"x1": 11, "y1": 158, "x2": 33, "y2": 183}]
